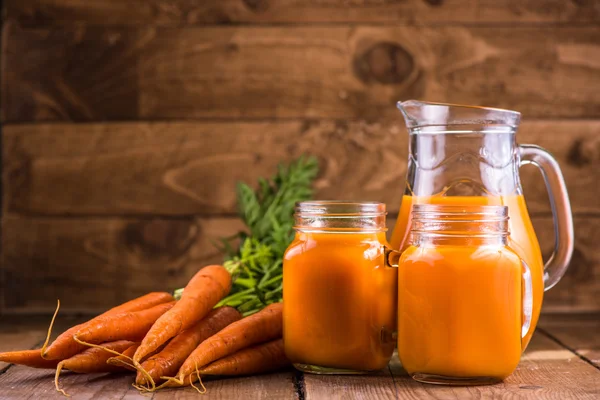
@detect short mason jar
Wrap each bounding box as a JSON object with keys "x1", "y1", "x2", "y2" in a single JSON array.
[
  {"x1": 283, "y1": 201, "x2": 398, "y2": 374},
  {"x1": 397, "y1": 204, "x2": 533, "y2": 385}
]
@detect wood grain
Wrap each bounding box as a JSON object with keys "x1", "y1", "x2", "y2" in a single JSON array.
[
  {"x1": 539, "y1": 313, "x2": 600, "y2": 368},
  {"x1": 5, "y1": 0, "x2": 600, "y2": 25},
  {"x1": 1, "y1": 215, "x2": 244, "y2": 313},
  {"x1": 303, "y1": 368, "x2": 397, "y2": 400},
  {"x1": 390, "y1": 332, "x2": 600, "y2": 399},
  {"x1": 152, "y1": 373, "x2": 297, "y2": 400},
  {"x1": 3, "y1": 24, "x2": 599, "y2": 122},
  {"x1": 3, "y1": 120, "x2": 598, "y2": 217},
  {"x1": 0, "y1": 367, "x2": 296, "y2": 399},
  {"x1": 0, "y1": 365, "x2": 144, "y2": 399}
]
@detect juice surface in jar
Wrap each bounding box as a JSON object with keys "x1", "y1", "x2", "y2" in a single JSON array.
[
  {"x1": 283, "y1": 201, "x2": 397, "y2": 373},
  {"x1": 390, "y1": 194, "x2": 543, "y2": 349},
  {"x1": 398, "y1": 245, "x2": 523, "y2": 381}
]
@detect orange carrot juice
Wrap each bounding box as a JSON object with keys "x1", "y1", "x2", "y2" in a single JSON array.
[
  {"x1": 391, "y1": 195, "x2": 543, "y2": 349},
  {"x1": 283, "y1": 231, "x2": 397, "y2": 372},
  {"x1": 398, "y1": 244, "x2": 524, "y2": 381}
]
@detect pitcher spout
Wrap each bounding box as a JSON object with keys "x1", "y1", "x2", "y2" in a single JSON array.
[{"x1": 397, "y1": 100, "x2": 521, "y2": 133}]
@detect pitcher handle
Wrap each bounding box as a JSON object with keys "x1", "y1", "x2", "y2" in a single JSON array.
[
  {"x1": 521, "y1": 260, "x2": 534, "y2": 342},
  {"x1": 519, "y1": 144, "x2": 574, "y2": 290}
]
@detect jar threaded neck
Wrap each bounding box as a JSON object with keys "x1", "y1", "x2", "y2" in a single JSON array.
[
  {"x1": 410, "y1": 204, "x2": 509, "y2": 245},
  {"x1": 294, "y1": 201, "x2": 387, "y2": 233}
]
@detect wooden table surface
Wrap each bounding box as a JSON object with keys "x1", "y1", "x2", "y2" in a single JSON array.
[{"x1": 0, "y1": 313, "x2": 598, "y2": 399}]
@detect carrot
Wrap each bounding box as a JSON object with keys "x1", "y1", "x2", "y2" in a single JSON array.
[
  {"x1": 0, "y1": 349, "x2": 60, "y2": 369},
  {"x1": 106, "y1": 343, "x2": 141, "y2": 372},
  {"x1": 74, "y1": 301, "x2": 175, "y2": 345},
  {"x1": 167, "y1": 339, "x2": 288, "y2": 388},
  {"x1": 200, "y1": 339, "x2": 289, "y2": 376},
  {"x1": 133, "y1": 265, "x2": 231, "y2": 363},
  {"x1": 43, "y1": 292, "x2": 174, "y2": 360},
  {"x1": 136, "y1": 306, "x2": 241, "y2": 386},
  {"x1": 55, "y1": 340, "x2": 136, "y2": 396},
  {"x1": 175, "y1": 302, "x2": 282, "y2": 382}
]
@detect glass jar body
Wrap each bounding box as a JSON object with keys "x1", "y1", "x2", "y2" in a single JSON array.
[
  {"x1": 283, "y1": 230, "x2": 397, "y2": 373},
  {"x1": 398, "y1": 241, "x2": 525, "y2": 384}
]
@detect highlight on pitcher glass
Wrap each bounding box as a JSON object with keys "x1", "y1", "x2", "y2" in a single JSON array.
[
  {"x1": 397, "y1": 204, "x2": 533, "y2": 385},
  {"x1": 391, "y1": 100, "x2": 574, "y2": 349}
]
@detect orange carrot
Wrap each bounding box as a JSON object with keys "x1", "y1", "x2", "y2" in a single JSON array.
[
  {"x1": 55, "y1": 340, "x2": 136, "y2": 396},
  {"x1": 60, "y1": 340, "x2": 136, "y2": 373},
  {"x1": 74, "y1": 301, "x2": 175, "y2": 345},
  {"x1": 136, "y1": 307, "x2": 241, "y2": 386},
  {"x1": 133, "y1": 265, "x2": 231, "y2": 363},
  {"x1": 200, "y1": 339, "x2": 289, "y2": 376},
  {"x1": 176, "y1": 302, "x2": 282, "y2": 382},
  {"x1": 0, "y1": 349, "x2": 60, "y2": 369},
  {"x1": 43, "y1": 292, "x2": 174, "y2": 360},
  {"x1": 106, "y1": 343, "x2": 141, "y2": 372}
]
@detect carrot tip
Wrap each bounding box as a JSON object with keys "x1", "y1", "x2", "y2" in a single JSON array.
[
  {"x1": 41, "y1": 299, "x2": 61, "y2": 360},
  {"x1": 73, "y1": 336, "x2": 156, "y2": 392},
  {"x1": 132, "y1": 359, "x2": 156, "y2": 391}
]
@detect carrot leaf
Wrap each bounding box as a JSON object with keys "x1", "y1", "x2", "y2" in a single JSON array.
[{"x1": 216, "y1": 156, "x2": 319, "y2": 314}]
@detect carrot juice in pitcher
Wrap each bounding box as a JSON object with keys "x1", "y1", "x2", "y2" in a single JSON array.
[{"x1": 393, "y1": 101, "x2": 574, "y2": 349}]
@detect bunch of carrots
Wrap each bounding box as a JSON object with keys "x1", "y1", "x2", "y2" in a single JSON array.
[
  {"x1": 0, "y1": 157, "x2": 318, "y2": 396},
  {"x1": 0, "y1": 265, "x2": 288, "y2": 396}
]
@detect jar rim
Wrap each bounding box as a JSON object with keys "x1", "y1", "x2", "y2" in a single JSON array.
[
  {"x1": 295, "y1": 201, "x2": 386, "y2": 217},
  {"x1": 294, "y1": 201, "x2": 387, "y2": 232}
]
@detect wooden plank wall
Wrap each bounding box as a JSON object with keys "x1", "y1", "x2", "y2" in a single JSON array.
[{"x1": 1, "y1": 0, "x2": 599, "y2": 314}]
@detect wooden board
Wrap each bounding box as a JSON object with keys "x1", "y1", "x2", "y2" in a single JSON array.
[
  {"x1": 0, "y1": 367, "x2": 296, "y2": 400},
  {"x1": 1, "y1": 215, "x2": 598, "y2": 313},
  {"x1": 5, "y1": 0, "x2": 600, "y2": 25},
  {"x1": 539, "y1": 313, "x2": 600, "y2": 368},
  {"x1": 0, "y1": 315, "x2": 297, "y2": 399},
  {"x1": 534, "y1": 217, "x2": 600, "y2": 313},
  {"x1": 152, "y1": 373, "x2": 297, "y2": 400},
  {"x1": 3, "y1": 120, "x2": 599, "y2": 217},
  {"x1": 389, "y1": 332, "x2": 600, "y2": 399},
  {"x1": 3, "y1": 24, "x2": 599, "y2": 122},
  {"x1": 303, "y1": 365, "x2": 396, "y2": 399},
  {"x1": 1, "y1": 215, "x2": 244, "y2": 313}
]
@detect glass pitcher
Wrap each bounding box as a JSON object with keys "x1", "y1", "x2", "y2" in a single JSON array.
[{"x1": 390, "y1": 100, "x2": 574, "y2": 349}]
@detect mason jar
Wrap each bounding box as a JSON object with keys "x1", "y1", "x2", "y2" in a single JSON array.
[{"x1": 283, "y1": 201, "x2": 398, "y2": 374}]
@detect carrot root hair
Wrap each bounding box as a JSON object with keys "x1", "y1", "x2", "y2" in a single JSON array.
[
  {"x1": 54, "y1": 361, "x2": 70, "y2": 397},
  {"x1": 154, "y1": 378, "x2": 178, "y2": 391},
  {"x1": 72, "y1": 336, "x2": 156, "y2": 391},
  {"x1": 42, "y1": 299, "x2": 61, "y2": 359},
  {"x1": 190, "y1": 360, "x2": 206, "y2": 394},
  {"x1": 107, "y1": 357, "x2": 137, "y2": 371}
]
